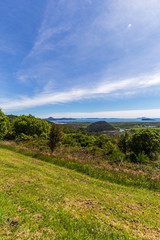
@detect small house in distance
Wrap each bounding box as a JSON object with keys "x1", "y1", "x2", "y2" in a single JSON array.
[{"x1": 86, "y1": 121, "x2": 115, "y2": 133}]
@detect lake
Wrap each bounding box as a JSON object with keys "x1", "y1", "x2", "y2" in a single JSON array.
[{"x1": 50, "y1": 117, "x2": 160, "y2": 124}]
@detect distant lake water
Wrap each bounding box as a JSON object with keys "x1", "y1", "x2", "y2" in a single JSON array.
[{"x1": 50, "y1": 118, "x2": 160, "y2": 124}]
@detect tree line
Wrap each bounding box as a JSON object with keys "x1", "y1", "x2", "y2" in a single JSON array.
[{"x1": 1, "y1": 109, "x2": 160, "y2": 163}]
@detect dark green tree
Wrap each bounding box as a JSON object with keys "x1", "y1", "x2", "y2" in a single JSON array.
[
  {"x1": 48, "y1": 123, "x2": 63, "y2": 152},
  {"x1": 128, "y1": 129, "x2": 160, "y2": 160},
  {"x1": 118, "y1": 131, "x2": 129, "y2": 156},
  {"x1": 0, "y1": 109, "x2": 9, "y2": 139}
]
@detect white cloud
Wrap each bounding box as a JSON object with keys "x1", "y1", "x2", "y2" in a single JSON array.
[
  {"x1": 17, "y1": 0, "x2": 160, "y2": 88},
  {"x1": 9, "y1": 0, "x2": 160, "y2": 117},
  {"x1": 2, "y1": 71, "x2": 160, "y2": 112}
]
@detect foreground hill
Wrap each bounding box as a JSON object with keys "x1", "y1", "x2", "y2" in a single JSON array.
[
  {"x1": 87, "y1": 121, "x2": 115, "y2": 132},
  {"x1": 0, "y1": 148, "x2": 160, "y2": 239}
]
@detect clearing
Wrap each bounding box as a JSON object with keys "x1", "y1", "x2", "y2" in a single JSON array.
[{"x1": 0, "y1": 148, "x2": 160, "y2": 239}]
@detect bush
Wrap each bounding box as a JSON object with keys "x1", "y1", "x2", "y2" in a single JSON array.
[
  {"x1": 103, "y1": 141, "x2": 116, "y2": 155},
  {"x1": 4, "y1": 131, "x2": 15, "y2": 140},
  {"x1": 95, "y1": 135, "x2": 111, "y2": 149},
  {"x1": 109, "y1": 149, "x2": 125, "y2": 164},
  {"x1": 128, "y1": 129, "x2": 160, "y2": 160},
  {"x1": 62, "y1": 134, "x2": 77, "y2": 147},
  {"x1": 0, "y1": 109, "x2": 10, "y2": 139},
  {"x1": 17, "y1": 133, "x2": 33, "y2": 141},
  {"x1": 62, "y1": 133, "x2": 96, "y2": 147},
  {"x1": 136, "y1": 152, "x2": 149, "y2": 163}
]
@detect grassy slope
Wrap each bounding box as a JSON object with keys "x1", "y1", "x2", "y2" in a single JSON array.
[{"x1": 0, "y1": 148, "x2": 160, "y2": 240}]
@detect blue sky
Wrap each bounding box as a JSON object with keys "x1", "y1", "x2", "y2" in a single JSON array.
[{"x1": 1, "y1": 0, "x2": 160, "y2": 118}]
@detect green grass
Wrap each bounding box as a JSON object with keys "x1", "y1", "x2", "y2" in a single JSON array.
[
  {"x1": 0, "y1": 141, "x2": 160, "y2": 191},
  {"x1": 130, "y1": 127, "x2": 160, "y2": 131},
  {"x1": 0, "y1": 148, "x2": 160, "y2": 239}
]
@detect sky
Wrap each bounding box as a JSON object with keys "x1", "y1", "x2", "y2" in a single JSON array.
[{"x1": 1, "y1": 0, "x2": 160, "y2": 118}]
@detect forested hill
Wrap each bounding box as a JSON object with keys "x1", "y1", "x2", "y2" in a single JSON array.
[{"x1": 87, "y1": 121, "x2": 115, "y2": 132}]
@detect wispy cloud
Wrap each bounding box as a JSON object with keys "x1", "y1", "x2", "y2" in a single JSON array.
[
  {"x1": 2, "y1": 71, "x2": 160, "y2": 111},
  {"x1": 18, "y1": 0, "x2": 160, "y2": 85},
  {"x1": 3, "y1": 0, "x2": 160, "y2": 116}
]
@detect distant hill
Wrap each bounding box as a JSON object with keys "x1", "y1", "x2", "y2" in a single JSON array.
[
  {"x1": 45, "y1": 117, "x2": 76, "y2": 121},
  {"x1": 141, "y1": 117, "x2": 155, "y2": 121},
  {"x1": 86, "y1": 121, "x2": 115, "y2": 132}
]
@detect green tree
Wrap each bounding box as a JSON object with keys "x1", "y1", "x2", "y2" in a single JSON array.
[
  {"x1": 118, "y1": 131, "x2": 129, "y2": 156},
  {"x1": 128, "y1": 129, "x2": 160, "y2": 160},
  {"x1": 48, "y1": 123, "x2": 63, "y2": 152},
  {"x1": 0, "y1": 109, "x2": 9, "y2": 139},
  {"x1": 13, "y1": 114, "x2": 51, "y2": 138}
]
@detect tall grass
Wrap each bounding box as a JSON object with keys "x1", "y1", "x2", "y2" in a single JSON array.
[{"x1": 0, "y1": 141, "x2": 159, "y2": 191}]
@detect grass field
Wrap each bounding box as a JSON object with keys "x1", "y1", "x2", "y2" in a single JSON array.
[{"x1": 0, "y1": 148, "x2": 160, "y2": 239}]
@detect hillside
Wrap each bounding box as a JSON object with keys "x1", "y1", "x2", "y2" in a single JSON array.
[
  {"x1": 0, "y1": 148, "x2": 160, "y2": 239},
  {"x1": 87, "y1": 121, "x2": 115, "y2": 132}
]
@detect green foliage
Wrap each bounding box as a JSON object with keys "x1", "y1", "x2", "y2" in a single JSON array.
[
  {"x1": 109, "y1": 149, "x2": 125, "y2": 164},
  {"x1": 62, "y1": 133, "x2": 116, "y2": 155},
  {"x1": 18, "y1": 133, "x2": 33, "y2": 141},
  {"x1": 135, "y1": 152, "x2": 149, "y2": 163},
  {"x1": 61, "y1": 125, "x2": 79, "y2": 134},
  {"x1": 103, "y1": 140, "x2": 116, "y2": 155},
  {"x1": 93, "y1": 135, "x2": 116, "y2": 155},
  {"x1": 13, "y1": 114, "x2": 51, "y2": 138},
  {"x1": 118, "y1": 131, "x2": 129, "y2": 155},
  {"x1": 95, "y1": 135, "x2": 111, "y2": 148},
  {"x1": 6, "y1": 114, "x2": 17, "y2": 123},
  {"x1": 62, "y1": 134, "x2": 77, "y2": 146},
  {"x1": 62, "y1": 133, "x2": 96, "y2": 147},
  {"x1": 128, "y1": 129, "x2": 160, "y2": 160},
  {"x1": 4, "y1": 130, "x2": 15, "y2": 140},
  {"x1": 0, "y1": 109, "x2": 9, "y2": 139},
  {"x1": 90, "y1": 146, "x2": 104, "y2": 155},
  {"x1": 40, "y1": 132, "x2": 48, "y2": 139},
  {"x1": 48, "y1": 123, "x2": 63, "y2": 152}
]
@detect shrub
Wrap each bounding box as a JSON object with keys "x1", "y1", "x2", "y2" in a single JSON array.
[
  {"x1": 103, "y1": 141, "x2": 116, "y2": 155},
  {"x1": 40, "y1": 132, "x2": 48, "y2": 139},
  {"x1": 95, "y1": 135, "x2": 111, "y2": 149},
  {"x1": 62, "y1": 133, "x2": 96, "y2": 147},
  {"x1": 136, "y1": 152, "x2": 149, "y2": 163},
  {"x1": 4, "y1": 130, "x2": 15, "y2": 140},
  {"x1": 0, "y1": 109, "x2": 10, "y2": 139},
  {"x1": 18, "y1": 133, "x2": 33, "y2": 141},
  {"x1": 128, "y1": 129, "x2": 160, "y2": 160},
  {"x1": 109, "y1": 149, "x2": 125, "y2": 164},
  {"x1": 62, "y1": 134, "x2": 77, "y2": 147}
]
